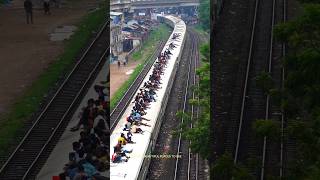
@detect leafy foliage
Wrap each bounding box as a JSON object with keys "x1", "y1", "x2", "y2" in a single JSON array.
[
  {"x1": 213, "y1": 153, "x2": 254, "y2": 180},
  {"x1": 255, "y1": 72, "x2": 274, "y2": 95},
  {"x1": 274, "y1": 2, "x2": 320, "y2": 179},
  {"x1": 199, "y1": 0, "x2": 210, "y2": 30},
  {"x1": 252, "y1": 119, "x2": 280, "y2": 141}
]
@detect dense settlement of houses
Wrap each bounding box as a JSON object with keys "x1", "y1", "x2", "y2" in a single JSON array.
[{"x1": 110, "y1": 0, "x2": 199, "y2": 63}]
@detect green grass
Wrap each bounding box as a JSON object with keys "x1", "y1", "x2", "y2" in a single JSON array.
[
  {"x1": 193, "y1": 24, "x2": 209, "y2": 36},
  {"x1": 110, "y1": 24, "x2": 171, "y2": 110},
  {"x1": 0, "y1": 7, "x2": 106, "y2": 155}
]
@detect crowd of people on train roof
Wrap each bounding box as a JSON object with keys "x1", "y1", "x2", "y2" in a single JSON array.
[
  {"x1": 111, "y1": 33, "x2": 181, "y2": 163},
  {"x1": 58, "y1": 81, "x2": 109, "y2": 180}
]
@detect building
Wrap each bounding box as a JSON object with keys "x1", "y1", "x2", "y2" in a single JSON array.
[
  {"x1": 110, "y1": 0, "x2": 131, "y2": 12},
  {"x1": 110, "y1": 12, "x2": 124, "y2": 61}
]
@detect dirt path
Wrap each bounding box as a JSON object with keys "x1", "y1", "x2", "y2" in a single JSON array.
[
  {"x1": 0, "y1": 0, "x2": 99, "y2": 115},
  {"x1": 110, "y1": 60, "x2": 140, "y2": 98}
]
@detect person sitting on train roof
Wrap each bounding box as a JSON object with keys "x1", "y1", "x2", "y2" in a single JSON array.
[
  {"x1": 112, "y1": 143, "x2": 132, "y2": 163},
  {"x1": 131, "y1": 111, "x2": 150, "y2": 122},
  {"x1": 111, "y1": 152, "x2": 129, "y2": 163},
  {"x1": 144, "y1": 90, "x2": 156, "y2": 102},
  {"x1": 143, "y1": 81, "x2": 153, "y2": 89},
  {"x1": 149, "y1": 87, "x2": 157, "y2": 94},
  {"x1": 133, "y1": 103, "x2": 147, "y2": 115},
  {"x1": 151, "y1": 81, "x2": 161, "y2": 89},
  {"x1": 114, "y1": 142, "x2": 133, "y2": 154},
  {"x1": 78, "y1": 161, "x2": 98, "y2": 179},
  {"x1": 118, "y1": 133, "x2": 128, "y2": 145},
  {"x1": 113, "y1": 142, "x2": 122, "y2": 154},
  {"x1": 172, "y1": 33, "x2": 180, "y2": 39},
  {"x1": 79, "y1": 131, "x2": 91, "y2": 152},
  {"x1": 169, "y1": 42, "x2": 176, "y2": 49},
  {"x1": 130, "y1": 122, "x2": 144, "y2": 134},
  {"x1": 165, "y1": 49, "x2": 172, "y2": 55},
  {"x1": 123, "y1": 121, "x2": 132, "y2": 131},
  {"x1": 136, "y1": 96, "x2": 147, "y2": 106},
  {"x1": 72, "y1": 141, "x2": 85, "y2": 162},
  {"x1": 70, "y1": 98, "x2": 97, "y2": 132},
  {"x1": 135, "y1": 120, "x2": 151, "y2": 127},
  {"x1": 60, "y1": 163, "x2": 80, "y2": 180},
  {"x1": 94, "y1": 119, "x2": 109, "y2": 139},
  {"x1": 127, "y1": 131, "x2": 134, "y2": 143},
  {"x1": 94, "y1": 85, "x2": 107, "y2": 102}
]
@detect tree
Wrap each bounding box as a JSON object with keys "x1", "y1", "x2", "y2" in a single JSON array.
[
  {"x1": 213, "y1": 153, "x2": 254, "y2": 180},
  {"x1": 255, "y1": 72, "x2": 274, "y2": 95},
  {"x1": 252, "y1": 119, "x2": 280, "y2": 141},
  {"x1": 199, "y1": 0, "x2": 210, "y2": 30},
  {"x1": 274, "y1": 2, "x2": 320, "y2": 178}
]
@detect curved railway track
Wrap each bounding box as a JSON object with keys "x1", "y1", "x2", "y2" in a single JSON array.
[
  {"x1": 110, "y1": 41, "x2": 166, "y2": 132},
  {"x1": 0, "y1": 21, "x2": 109, "y2": 180}
]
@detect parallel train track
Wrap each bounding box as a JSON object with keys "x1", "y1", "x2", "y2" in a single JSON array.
[
  {"x1": 148, "y1": 28, "x2": 206, "y2": 180},
  {"x1": 230, "y1": 0, "x2": 287, "y2": 178},
  {"x1": 0, "y1": 21, "x2": 109, "y2": 180},
  {"x1": 173, "y1": 29, "x2": 203, "y2": 180}
]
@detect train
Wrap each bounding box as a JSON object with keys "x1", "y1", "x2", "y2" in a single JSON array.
[{"x1": 109, "y1": 15, "x2": 187, "y2": 180}]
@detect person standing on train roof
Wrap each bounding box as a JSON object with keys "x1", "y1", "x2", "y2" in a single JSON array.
[{"x1": 24, "y1": 0, "x2": 33, "y2": 24}]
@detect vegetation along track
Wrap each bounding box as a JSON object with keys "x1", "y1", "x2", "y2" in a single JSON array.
[
  {"x1": 227, "y1": 0, "x2": 288, "y2": 178},
  {"x1": 110, "y1": 41, "x2": 166, "y2": 132},
  {"x1": 0, "y1": 21, "x2": 109, "y2": 180},
  {"x1": 148, "y1": 29, "x2": 206, "y2": 180}
]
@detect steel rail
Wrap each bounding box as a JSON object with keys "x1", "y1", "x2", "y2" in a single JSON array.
[
  {"x1": 234, "y1": 0, "x2": 260, "y2": 163},
  {"x1": 173, "y1": 29, "x2": 198, "y2": 180},
  {"x1": 260, "y1": 0, "x2": 276, "y2": 179},
  {"x1": 187, "y1": 31, "x2": 197, "y2": 180},
  {"x1": 0, "y1": 20, "x2": 109, "y2": 178},
  {"x1": 194, "y1": 31, "x2": 201, "y2": 180},
  {"x1": 189, "y1": 29, "x2": 201, "y2": 180},
  {"x1": 173, "y1": 30, "x2": 193, "y2": 180},
  {"x1": 280, "y1": 0, "x2": 287, "y2": 177}
]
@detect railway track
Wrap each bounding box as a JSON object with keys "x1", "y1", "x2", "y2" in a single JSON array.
[
  {"x1": 263, "y1": 0, "x2": 287, "y2": 178},
  {"x1": 189, "y1": 29, "x2": 208, "y2": 180},
  {"x1": 110, "y1": 41, "x2": 166, "y2": 132},
  {"x1": 174, "y1": 29, "x2": 203, "y2": 180},
  {"x1": 231, "y1": 0, "x2": 287, "y2": 179},
  {"x1": 148, "y1": 28, "x2": 205, "y2": 180},
  {"x1": 0, "y1": 21, "x2": 109, "y2": 180}
]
